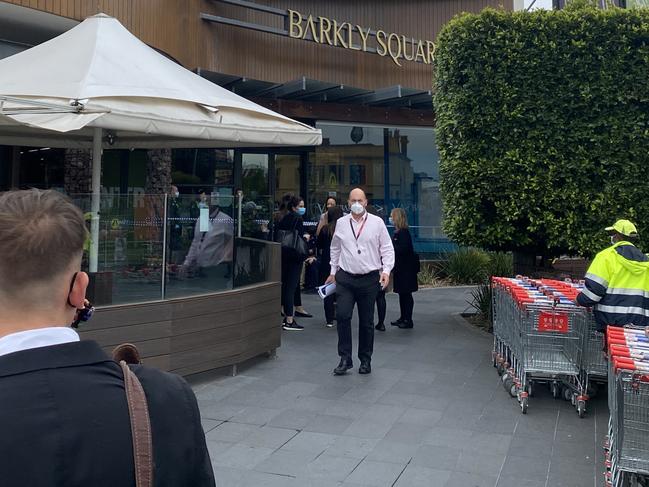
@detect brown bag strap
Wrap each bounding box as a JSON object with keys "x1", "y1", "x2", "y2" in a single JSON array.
[{"x1": 118, "y1": 359, "x2": 153, "y2": 487}]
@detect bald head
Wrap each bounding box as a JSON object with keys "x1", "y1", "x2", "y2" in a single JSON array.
[{"x1": 349, "y1": 188, "x2": 367, "y2": 202}]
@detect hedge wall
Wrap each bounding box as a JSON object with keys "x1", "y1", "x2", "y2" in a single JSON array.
[{"x1": 434, "y1": 6, "x2": 649, "y2": 257}]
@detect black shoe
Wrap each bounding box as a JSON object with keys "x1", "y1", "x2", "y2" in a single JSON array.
[
  {"x1": 391, "y1": 318, "x2": 404, "y2": 326},
  {"x1": 282, "y1": 319, "x2": 304, "y2": 331},
  {"x1": 295, "y1": 310, "x2": 313, "y2": 318},
  {"x1": 359, "y1": 362, "x2": 372, "y2": 374},
  {"x1": 333, "y1": 359, "x2": 353, "y2": 375},
  {"x1": 375, "y1": 322, "x2": 386, "y2": 331},
  {"x1": 398, "y1": 320, "x2": 413, "y2": 329}
]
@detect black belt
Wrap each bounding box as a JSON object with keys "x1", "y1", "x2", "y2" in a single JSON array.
[{"x1": 340, "y1": 269, "x2": 380, "y2": 278}]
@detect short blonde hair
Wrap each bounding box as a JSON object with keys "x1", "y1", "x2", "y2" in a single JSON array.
[
  {"x1": 0, "y1": 189, "x2": 87, "y2": 298},
  {"x1": 391, "y1": 208, "x2": 409, "y2": 230}
]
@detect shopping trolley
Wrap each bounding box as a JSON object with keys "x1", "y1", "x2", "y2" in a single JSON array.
[
  {"x1": 605, "y1": 326, "x2": 649, "y2": 487},
  {"x1": 492, "y1": 277, "x2": 588, "y2": 415}
]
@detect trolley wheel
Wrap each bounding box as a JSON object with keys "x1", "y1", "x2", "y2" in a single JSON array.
[
  {"x1": 563, "y1": 386, "x2": 573, "y2": 402},
  {"x1": 501, "y1": 372, "x2": 510, "y2": 383},
  {"x1": 503, "y1": 377, "x2": 516, "y2": 397},
  {"x1": 527, "y1": 382, "x2": 534, "y2": 398},
  {"x1": 509, "y1": 382, "x2": 518, "y2": 398},
  {"x1": 551, "y1": 382, "x2": 560, "y2": 399},
  {"x1": 588, "y1": 382, "x2": 599, "y2": 399},
  {"x1": 496, "y1": 363, "x2": 504, "y2": 376},
  {"x1": 577, "y1": 399, "x2": 586, "y2": 418},
  {"x1": 520, "y1": 396, "x2": 528, "y2": 414}
]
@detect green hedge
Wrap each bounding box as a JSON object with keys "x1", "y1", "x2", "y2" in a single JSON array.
[{"x1": 434, "y1": 6, "x2": 649, "y2": 257}]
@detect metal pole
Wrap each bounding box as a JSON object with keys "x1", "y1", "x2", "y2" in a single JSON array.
[
  {"x1": 89, "y1": 127, "x2": 102, "y2": 273},
  {"x1": 237, "y1": 191, "x2": 243, "y2": 238},
  {"x1": 161, "y1": 193, "x2": 168, "y2": 300}
]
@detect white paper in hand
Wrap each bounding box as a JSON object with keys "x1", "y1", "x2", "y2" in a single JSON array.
[{"x1": 317, "y1": 282, "x2": 336, "y2": 299}]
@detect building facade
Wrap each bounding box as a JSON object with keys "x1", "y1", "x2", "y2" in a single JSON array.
[{"x1": 0, "y1": 0, "x2": 512, "y2": 252}]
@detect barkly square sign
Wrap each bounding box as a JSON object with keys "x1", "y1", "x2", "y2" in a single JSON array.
[{"x1": 287, "y1": 9, "x2": 436, "y2": 67}]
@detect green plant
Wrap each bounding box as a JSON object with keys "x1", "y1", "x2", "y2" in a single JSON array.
[
  {"x1": 468, "y1": 282, "x2": 493, "y2": 331},
  {"x1": 434, "y1": 7, "x2": 649, "y2": 258},
  {"x1": 444, "y1": 247, "x2": 490, "y2": 284},
  {"x1": 487, "y1": 252, "x2": 513, "y2": 279},
  {"x1": 417, "y1": 262, "x2": 445, "y2": 286}
]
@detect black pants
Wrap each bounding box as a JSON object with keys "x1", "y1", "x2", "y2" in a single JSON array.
[
  {"x1": 282, "y1": 258, "x2": 302, "y2": 317},
  {"x1": 324, "y1": 294, "x2": 336, "y2": 323},
  {"x1": 399, "y1": 292, "x2": 414, "y2": 321},
  {"x1": 376, "y1": 290, "x2": 386, "y2": 325},
  {"x1": 336, "y1": 269, "x2": 380, "y2": 364}
]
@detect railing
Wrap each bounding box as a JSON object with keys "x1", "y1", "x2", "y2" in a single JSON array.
[{"x1": 70, "y1": 193, "x2": 276, "y2": 306}]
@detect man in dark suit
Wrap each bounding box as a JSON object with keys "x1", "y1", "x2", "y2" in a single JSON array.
[{"x1": 0, "y1": 189, "x2": 216, "y2": 487}]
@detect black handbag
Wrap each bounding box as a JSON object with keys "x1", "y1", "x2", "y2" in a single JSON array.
[{"x1": 276, "y1": 218, "x2": 309, "y2": 259}]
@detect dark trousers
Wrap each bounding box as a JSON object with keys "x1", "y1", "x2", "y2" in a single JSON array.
[
  {"x1": 282, "y1": 258, "x2": 302, "y2": 317},
  {"x1": 324, "y1": 294, "x2": 336, "y2": 323},
  {"x1": 399, "y1": 292, "x2": 414, "y2": 321},
  {"x1": 376, "y1": 290, "x2": 386, "y2": 325},
  {"x1": 336, "y1": 269, "x2": 380, "y2": 364}
]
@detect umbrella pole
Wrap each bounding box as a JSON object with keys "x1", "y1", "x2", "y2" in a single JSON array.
[{"x1": 89, "y1": 127, "x2": 102, "y2": 274}]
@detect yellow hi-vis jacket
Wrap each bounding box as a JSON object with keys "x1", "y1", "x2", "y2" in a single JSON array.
[{"x1": 576, "y1": 241, "x2": 649, "y2": 330}]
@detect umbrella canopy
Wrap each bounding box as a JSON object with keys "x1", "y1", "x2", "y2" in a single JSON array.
[{"x1": 0, "y1": 13, "x2": 321, "y2": 148}]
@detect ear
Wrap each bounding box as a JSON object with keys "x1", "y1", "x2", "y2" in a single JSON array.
[{"x1": 69, "y1": 271, "x2": 89, "y2": 309}]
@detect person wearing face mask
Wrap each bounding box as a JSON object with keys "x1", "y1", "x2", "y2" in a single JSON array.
[
  {"x1": 576, "y1": 219, "x2": 649, "y2": 333},
  {"x1": 326, "y1": 188, "x2": 394, "y2": 375},
  {"x1": 0, "y1": 189, "x2": 215, "y2": 487},
  {"x1": 293, "y1": 197, "x2": 315, "y2": 317},
  {"x1": 316, "y1": 196, "x2": 337, "y2": 236},
  {"x1": 276, "y1": 193, "x2": 308, "y2": 330}
]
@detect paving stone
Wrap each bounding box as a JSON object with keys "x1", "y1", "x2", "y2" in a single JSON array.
[
  {"x1": 229, "y1": 406, "x2": 284, "y2": 426},
  {"x1": 239, "y1": 425, "x2": 298, "y2": 449},
  {"x1": 383, "y1": 421, "x2": 432, "y2": 445},
  {"x1": 366, "y1": 439, "x2": 419, "y2": 464},
  {"x1": 206, "y1": 421, "x2": 257, "y2": 443},
  {"x1": 410, "y1": 444, "x2": 461, "y2": 470},
  {"x1": 304, "y1": 414, "x2": 355, "y2": 435},
  {"x1": 393, "y1": 465, "x2": 451, "y2": 487},
  {"x1": 398, "y1": 407, "x2": 443, "y2": 426},
  {"x1": 496, "y1": 477, "x2": 546, "y2": 487},
  {"x1": 324, "y1": 436, "x2": 380, "y2": 459},
  {"x1": 304, "y1": 455, "x2": 362, "y2": 482},
  {"x1": 456, "y1": 450, "x2": 506, "y2": 477},
  {"x1": 443, "y1": 471, "x2": 498, "y2": 487},
  {"x1": 499, "y1": 454, "x2": 549, "y2": 482},
  {"x1": 344, "y1": 459, "x2": 406, "y2": 487},
  {"x1": 267, "y1": 409, "x2": 317, "y2": 430},
  {"x1": 253, "y1": 449, "x2": 317, "y2": 477},
  {"x1": 280, "y1": 431, "x2": 338, "y2": 455},
  {"x1": 211, "y1": 443, "x2": 274, "y2": 470}
]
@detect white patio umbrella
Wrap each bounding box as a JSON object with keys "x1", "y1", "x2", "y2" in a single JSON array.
[{"x1": 0, "y1": 13, "x2": 321, "y2": 272}]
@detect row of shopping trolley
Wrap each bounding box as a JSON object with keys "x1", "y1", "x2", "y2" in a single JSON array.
[
  {"x1": 492, "y1": 276, "x2": 607, "y2": 416},
  {"x1": 605, "y1": 326, "x2": 649, "y2": 487}
]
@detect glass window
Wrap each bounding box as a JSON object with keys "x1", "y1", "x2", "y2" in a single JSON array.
[
  {"x1": 310, "y1": 122, "x2": 448, "y2": 254},
  {"x1": 309, "y1": 123, "x2": 385, "y2": 219},
  {"x1": 171, "y1": 148, "x2": 234, "y2": 196},
  {"x1": 386, "y1": 126, "x2": 446, "y2": 252}
]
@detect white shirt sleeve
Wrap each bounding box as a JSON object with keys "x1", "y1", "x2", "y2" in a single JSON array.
[{"x1": 329, "y1": 228, "x2": 342, "y2": 276}]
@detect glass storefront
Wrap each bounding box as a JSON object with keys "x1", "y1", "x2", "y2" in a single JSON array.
[{"x1": 308, "y1": 122, "x2": 450, "y2": 254}]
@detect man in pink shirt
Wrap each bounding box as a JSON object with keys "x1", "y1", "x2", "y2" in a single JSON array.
[{"x1": 326, "y1": 188, "x2": 395, "y2": 375}]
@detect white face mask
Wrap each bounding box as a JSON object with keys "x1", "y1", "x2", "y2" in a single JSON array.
[{"x1": 350, "y1": 202, "x2": 364, "y2": 215}]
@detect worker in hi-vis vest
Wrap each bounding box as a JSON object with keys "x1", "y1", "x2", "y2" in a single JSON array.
[{"x1": 576, "y1": 219, "x2": 649, "y2": 332}]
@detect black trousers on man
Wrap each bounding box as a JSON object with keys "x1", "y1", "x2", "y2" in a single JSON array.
[{"x1": 336, "y1": 269, "x2": 380, "y2": 364}]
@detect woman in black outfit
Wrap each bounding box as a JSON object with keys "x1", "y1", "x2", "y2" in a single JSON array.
[
  {"x1": 275, "y1": 193, "x2": 306, "y2": 331},
  {"x1": 390, "y1": 208, "x2": 418, "y2": 329},
  {"x1": 316, "y1": 206, "x2": 343, "y2": 327}
]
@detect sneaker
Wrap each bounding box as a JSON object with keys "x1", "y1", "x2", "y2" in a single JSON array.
[
  {"x1": 325, "y1": 322, "x2": 334, "y2": 328},
  {"x1": 283, "y1": 319, "x2": 304, "y2": 331}
]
